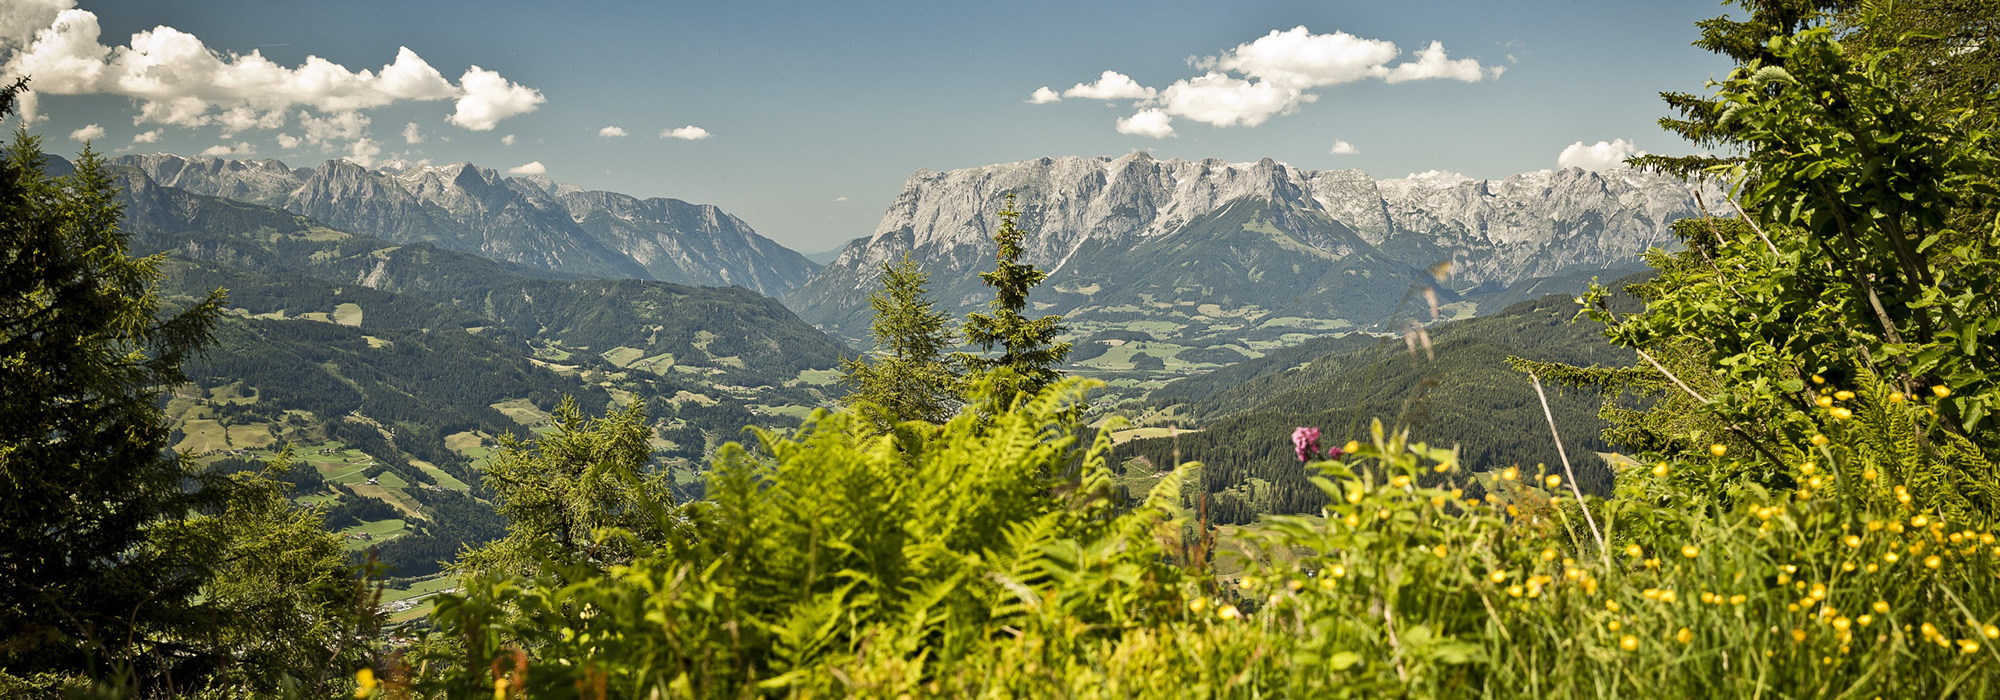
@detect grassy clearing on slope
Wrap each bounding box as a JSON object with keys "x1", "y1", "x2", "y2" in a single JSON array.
[{"x1": 332, "y1": 302, "x2": 363, "y2": 326}]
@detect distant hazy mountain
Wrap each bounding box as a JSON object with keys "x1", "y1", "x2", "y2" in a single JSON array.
[
  {"x1": 110, "y1": 154, "x2": 817, "y2": 296},
  {"x1": 803, "y1": 246, "x2": 847, "y2": 266},
  {"x1": 786, "y1": 153, "x2": 1714, "y2": 339}
]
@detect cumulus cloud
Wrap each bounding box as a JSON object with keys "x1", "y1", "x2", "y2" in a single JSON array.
[
  {"x1": 0, "y1": 2, "x2": 540, "y2": 140},
  {"x1": 662, "y1": 125, "x2": 710, "y2": 140},
  {"x1": 200, "y1": 141, "x2": 252, "y2": 157},
  {"x1": 402, "y1": 121, "x2": 423, "y2": 144},
  {"x1": 1027, "y1": 86, "x2": 1061, "y2": 104},
  {"x1": 274, "y1": 132, "x2": 300, "y2": 149},
  {"x1": 1557, "y1": 138, "x2": 1645, "y2": 171},
  {"x1": 448, "y1": 66, "x2": 543, "y2": 131},
  {"x1": 506, "y1": 160, "x2": 545, "y2": 175},
  {"x1": 1115, "y1": 109, "x2": 1175, "y2": 138},
  {"x1": 215, "y1": 105, "x2": 285, "y2": 136},
  {"x1": 1063, "y1": 71, "x2": 1155, "y2": 100},
  {"x1": 344, "y1": 137, "x2": 381, "y2": 167},
  {"x1": 501, "y1": 134, "x2": 516, "y2": 146},
  {"x1": 130, "y1": 128, "x2": 160, "y2": 144},
  {"x1": 597, "y1": 125, "x2": 627, "y2": 137},
  {"x1": 299, "y1": 111, "x2": 368, "y2": 145},
  {"x1": 1039, "y1": 26, "x2": 1497, "y2": 135},
  {"x1": 1383, "y1": 41, "x2": 1492, "y2": 83},
  {"x1": 1210, "y1": 27, "x2": 1400, "y2": 89},
  {"x1": 69, "y1": 122, "x2": 102, "y2": 141},
  {"x1": 1329, "y1": 140, "x2": 1357, "y2": 155},
  {"x1": 834, "y1": 196, "x2": 848, "y2": 202},
  {"x1": 1157, "y1": 72, "x2": 1306, "y2": 127}
]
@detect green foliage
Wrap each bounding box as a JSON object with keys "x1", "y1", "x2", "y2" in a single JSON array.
[
  {"x1": 388, "y1": 388, "x2": 2000, "y2": 697},
  {"x1": 457, "y1": 398, "x2": 678, "y2": 580},
  {"x1": 1, "y1": 95, "x2": 371, "y2": 696},
  {"x1": 1135, "y1": 294, "x2": 1628, "y2": 522},
  {"x1": 959, "y1": 194, "x2": 1072, "y2": 403},
  {"x1": 400, "y1": 375, "x2": 1178, "y2": 696},
  {"x1": 840, "y1": 253, "x2": 962, "y2": 424},
  {"x1": 0, "y1": 118, "x2": 229, "y2": 687}
]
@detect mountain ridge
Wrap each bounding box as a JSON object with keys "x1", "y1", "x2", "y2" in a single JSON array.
[
  {"x1": 786, "y1": 153, "x2": 1712, "y2": 339},
  {"x1": 110, "y1": 153, "x2": 816, "y2": 296}
]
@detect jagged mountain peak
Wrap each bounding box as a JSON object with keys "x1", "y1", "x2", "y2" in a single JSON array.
[
  {"x1": 108, "y1": 152, "x2": 816, "y2": 296},
  {"x1": 785, "y1": 154, "x2": 1713, "y2": 338}
]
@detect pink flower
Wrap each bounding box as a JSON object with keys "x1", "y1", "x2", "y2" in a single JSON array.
[
  {"x1": 1292, "y1": 427, "x2": 1321, "y2": 463},
  {"x1": 1325, "y1": 444, "x2": 1346, "y2": 461}
]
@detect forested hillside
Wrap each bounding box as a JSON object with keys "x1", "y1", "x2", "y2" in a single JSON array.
[
  {"x1": 1124, "y1": 292, "x2": 1635, "y2": 523},
  {"x1": 117, "y1": 177, "x2": 851, "y2": 579}
]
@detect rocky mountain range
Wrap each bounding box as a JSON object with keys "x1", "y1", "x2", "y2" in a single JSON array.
[
  {"x1": 109, "y1": 154, "x2": 817, "y2": 296},
  {"x1": 785, "y1": 153, "x2": 1717, "y2": 340}
]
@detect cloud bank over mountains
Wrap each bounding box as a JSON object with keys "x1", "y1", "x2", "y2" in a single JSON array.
[
  {"x1": 1557, "y1": 138, "x2": 1645, "y2": 171},
  {"x1": 1032, "y1": 27, "x2": 1503, "y2": 138},
  {"x1": 1, "y1": 0, "x2": 543, "y2": 165}
]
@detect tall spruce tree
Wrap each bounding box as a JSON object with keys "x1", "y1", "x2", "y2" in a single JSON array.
[
  {"x1": 0, "y1": 81, "x2": 371, "y2": 695},
  {"x1": 839, "y1": 253, "x2": 961, "y2": 424},
  {"x1": 1634, "y1": 0, "x2": 1853, "y2": 178},
  {"x1": 957, "y1": 194, "x2": 1070, "y2": 403}
]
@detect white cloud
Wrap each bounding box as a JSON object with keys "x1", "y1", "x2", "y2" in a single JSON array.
[
  {"x1": 200, "y1": 141, "x2": 252, "y2": 157},
  {"x1": 1156, "y1": 72, "x2": 1306, "y2": 127},
  {"x1": 1063, "y1": 71, "x2": 1155, "y2": 100},
  {"x1": 1115, "y1": 109, "x2": 1175, "y2": 138},
  {"x1": 1404, "y1": 169, "x2": 1470, "y2": 182},
  {"x1": 216, "y1": 105, "x2": 285, "y2": 136},
  {"x1": 1042, "y1": 26, "x2": 1497, "y2": 136},
  {"x1": 506, "y1": 160, "x2": 545, "y2": 175},
  {"x1": 597, "y1": 125, "x2": 627, "y2": 138},
  {"x1": 343, "y1": 137, "x2": 380, "y2": 167},
  {"x1": 1329, "y1": 140, "x2": 1357, "y2": 155},
  {"x1": 68, "y1": 122, "x2": 102, "y2": 141},
  {"x1": 1557, "y1": 138, "x2": 1646, "y2": 171},
  {"x1": 0, "y1": 6, "x2": 538, "y2": 132},
  {"x1": 130, "y1": 128, "x2": 161, "y2": 144},
  {"x1": 0, "y1": 0, "x2": 72, "y2": 52},
  {"x1": 1027, "y1": 86, "x2": 1061, "y2": 104},
  {"x1": 402, "y1": 121, "x2": 423, "y2": 144},
  {"x1": 274, "y1": 132, "x2": 300, "y2": 149},
  {"x1": 1211, "y1": 27, "x2": 1399, "y2": 89},
  {"x1": 448, "y1": 65, "x2": 543, "y2": 131},
  {"x1": 1383, "y1": 41, "x2": 1490, "y2": 84},
  {"x1": 834, "y1": 196, "x2": 848, "y2": 202},
  {"x1": 662, "y1": 125, "x2": 710, "y2": 140},
  {"x1": 299, "y1": 111, "x2": 368, "y2": 145},
  {"x1": 501, "y1": 134, "x2": 516, "y2": 146}
]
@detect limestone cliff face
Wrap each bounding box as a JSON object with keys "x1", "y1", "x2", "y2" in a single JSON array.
[
  {"x1": 785, "y1": 153, "x2": 1712, "y2": 335},
  {"x1": 111, "y1": 154, "x2": 816, "y2": 296}
]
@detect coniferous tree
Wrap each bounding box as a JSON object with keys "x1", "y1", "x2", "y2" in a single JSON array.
[
  {"x1": 0, "y1": 84, "x2": 228, "y2": 683},
  {"x1": 1633, "y1": 0, "x2": 1852, "y2": 178},
  {"x1": 957, "y1": 194, "x2": 1071, "y2": 403},
  {"x1": 839, "y1": 253, "x2": 961, "y2": 424},
  {"x1": 1, "y1": 82, "x2": 371, "y2": 695}
]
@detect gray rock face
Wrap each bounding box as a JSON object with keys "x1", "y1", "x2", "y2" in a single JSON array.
[
  {"x1": 110, "y1": 154, "x2": 815, "y2": 296},
  {"x1": 785, "y1": 153, "x2": 1715, "y2": 334}
]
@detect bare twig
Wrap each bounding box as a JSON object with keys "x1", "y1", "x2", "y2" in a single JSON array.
[
  {"x1": 1723, "y1": 193, "x2": 1781, "y2": 256},
  {"x1": 1529, "y1": 372, "x2": 1607, "y2": 565}
]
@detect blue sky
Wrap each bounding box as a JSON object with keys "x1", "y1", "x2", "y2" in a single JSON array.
[{"x1": 2, "y1": 0, "x2": 1736, "y2": 253}]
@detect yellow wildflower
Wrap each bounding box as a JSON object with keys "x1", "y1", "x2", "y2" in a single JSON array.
[
  {"x1": 1620, "y1": 635, "x2": 1639, "y2": 651},
  {"x1": 1709, "y1": 444, "x2": 1728, "y2": 457}
]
